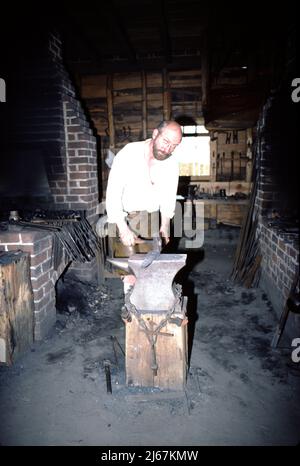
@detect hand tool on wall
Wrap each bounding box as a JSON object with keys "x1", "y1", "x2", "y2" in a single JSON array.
[{"x1": 225, "y1": 132, "x2": 231, "y2": 144}]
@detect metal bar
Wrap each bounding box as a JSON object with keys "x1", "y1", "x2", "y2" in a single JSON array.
[
  {"x1": 112, "y1": 336, "x2": 125, "y2": 356},
  {"x1": 110, "y1": 336, "x2": 118, "y2": 368},
  {"x1": 104, "y1": 360, "x2": 112, "y2": 394}
]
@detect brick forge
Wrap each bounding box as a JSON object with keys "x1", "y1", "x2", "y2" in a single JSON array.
[
  {"x1": 47, "y1": 32, "x2": 100, "y2": 283},
  {"x1": 0, "y1": 229, "x2": 68, "y2": 340},
  {"x1": 254, "y1": 94, "x2": 299, "y2": 321},
  {"x1": 60, "y1": 92, "x2": 99, "y2": 283},
  {"x1": 0, "y1": 32, "x2": 100, "y2": 338}
]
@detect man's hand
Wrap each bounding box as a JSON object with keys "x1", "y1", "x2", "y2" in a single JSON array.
[
  {"x1": 117, "y1": 222, "x2": 137, "y2": 246},
  {"x1": 159, "y1": 226, "x2": 170, "y2": 245},
  {"x1": 160, "y1": 216, "x2": 171, "y2": 245}
]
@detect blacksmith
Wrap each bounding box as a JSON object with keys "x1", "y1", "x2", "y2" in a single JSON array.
[{"x1": 105, "y1": 120, "x2": 183, "y2": 247}]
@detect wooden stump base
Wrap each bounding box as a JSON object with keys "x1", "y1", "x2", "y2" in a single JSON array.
[
  {"x1": 125, "y1": 298, "x2": 188, "y2": 391},
  {"x1": 0, "y1": 251, "x2": 34, "y2": 364}
]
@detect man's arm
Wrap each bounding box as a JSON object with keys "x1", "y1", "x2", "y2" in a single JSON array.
[
  {"x1": 160, "y1": 215, "x2": 171, "y2": 244},
  {"x1": 106, "y1": 148, "x2": 137, "y2": 246},
  {"x1": 117, "y1": 219, "x2": 137, "y2": 246}
]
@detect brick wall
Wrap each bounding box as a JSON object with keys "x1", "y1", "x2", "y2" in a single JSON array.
[
  {"x1": 47, "y1": 33, "x2": 99, "y2": 224},
  {"x1": 0, "y1": 227, "x2": 68, "y2": 340},
  {"x1": 259, "y1": 220, "x2": 299, "y2": 309},
  {"x1": 254, "y1": 91, "x2": 299, "y2": 323},
  {"x1": 255, "y1": 88, "x2": 298, "y2": 219},
  {"x1": 47, "y1": 32, "x2": 100, "y2": 283},
  {"x1": 62, "y1": 97, "x2": 99, "y2": 224},
  {"x1": 0, "y1": 31, "x2": 102, "y2": 340},
  {"x1": 0, "y1": 31, "x2": 99, "y2": 225},
  {"x1": 254, "y1": 97, "x2": 281, "y2": 217}
]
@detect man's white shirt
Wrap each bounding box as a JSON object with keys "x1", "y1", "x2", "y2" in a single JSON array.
[{"x1": 106, "y1": 140, "x2": 179, "y2": 224}]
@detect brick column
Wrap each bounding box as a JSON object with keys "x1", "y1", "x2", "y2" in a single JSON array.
[
  {"x1": 46, "y1": 32, "x2": 99, "y2": 225},
  {"x1": 0, "y1": 227, "x2": 68, "y2": 340},
  {"x1": 254, "y1": 97, "x2": 281, "y2": 217},
  {"x1": 254, "y1": 90, "x2": 299, "y2": 325},
  {"x1": 46, "y1": 32, "x2": 100, "y2": 283},
  {"x1": 63, "y1": 98, "x2": 99, "y2": 224}
]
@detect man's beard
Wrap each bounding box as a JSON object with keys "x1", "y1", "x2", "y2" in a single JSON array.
[{"x1": 153, "y1": 144, "x2": 172, "y2": 161}]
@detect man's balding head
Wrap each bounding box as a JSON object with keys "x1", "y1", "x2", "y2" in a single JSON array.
[{"x1": 152, "y1": 120, "x2": 182, "y2": 161}]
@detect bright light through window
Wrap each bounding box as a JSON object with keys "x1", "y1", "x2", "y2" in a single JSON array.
[
  {"x1": 173, "y1": 129, "x2": 210, "y2": 176},
  {"x1": 181, "y1": 125, "x2": 209, "y2": 135}
]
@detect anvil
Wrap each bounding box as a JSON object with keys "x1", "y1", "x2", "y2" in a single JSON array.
[{"x1": 128, "y1": 254, "x2": 187, "y2": 312}]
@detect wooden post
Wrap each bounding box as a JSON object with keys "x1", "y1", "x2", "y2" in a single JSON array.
[
  {"x1": 0, "y1": 251, "x2": 34, "y2": 364},
  {"x1": 162, "y1": 68, "x2": 171, "y2": 120},
  {"x1": 106, "y1": 74, "x2": 115, "y2": 149},
  {"x1": 141, "y1": 70, "x2": 147, "y2": 139}
]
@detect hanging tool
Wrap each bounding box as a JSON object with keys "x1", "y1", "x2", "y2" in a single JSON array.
[{"x1": 225, "y1": 132, "x2": 231, "y2": 144}]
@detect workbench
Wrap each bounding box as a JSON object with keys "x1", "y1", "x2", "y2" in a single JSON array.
[{"x1": 193, "y1": 198, "x2": 249, "y2": 227}]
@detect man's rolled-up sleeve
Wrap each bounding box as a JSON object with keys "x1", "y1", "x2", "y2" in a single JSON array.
[{"x1": 105, "y1": 153, "x2": 127, "y2": 224}]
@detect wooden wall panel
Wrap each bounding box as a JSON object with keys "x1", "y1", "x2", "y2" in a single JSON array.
[
  {"x1": 81, "y1": 68, "x2": 203, "y2": 146},
  {"x1": 80, "y1": 69, "x2": 203, "y2": 199},
  {"x1": 81, "y1": 75, "x2": 107, "y2": 98}
]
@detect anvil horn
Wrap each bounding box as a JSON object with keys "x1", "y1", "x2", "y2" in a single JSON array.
[{"x1": 106, "y1": 257, "x2": 130, "y2": 272}]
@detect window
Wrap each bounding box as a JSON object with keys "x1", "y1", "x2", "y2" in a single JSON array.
[{"x1": 173, "y1": 125, "x2": 210, "y2": 177}]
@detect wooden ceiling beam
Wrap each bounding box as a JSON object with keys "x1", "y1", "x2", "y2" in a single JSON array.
[{"x1": 67, "y1": 54, "x2": 202, "y2": 74}]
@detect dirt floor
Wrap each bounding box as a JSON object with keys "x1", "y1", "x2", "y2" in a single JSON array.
[{"x1": 0, "y1": 227, "x2": 300, "y2": 446}]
